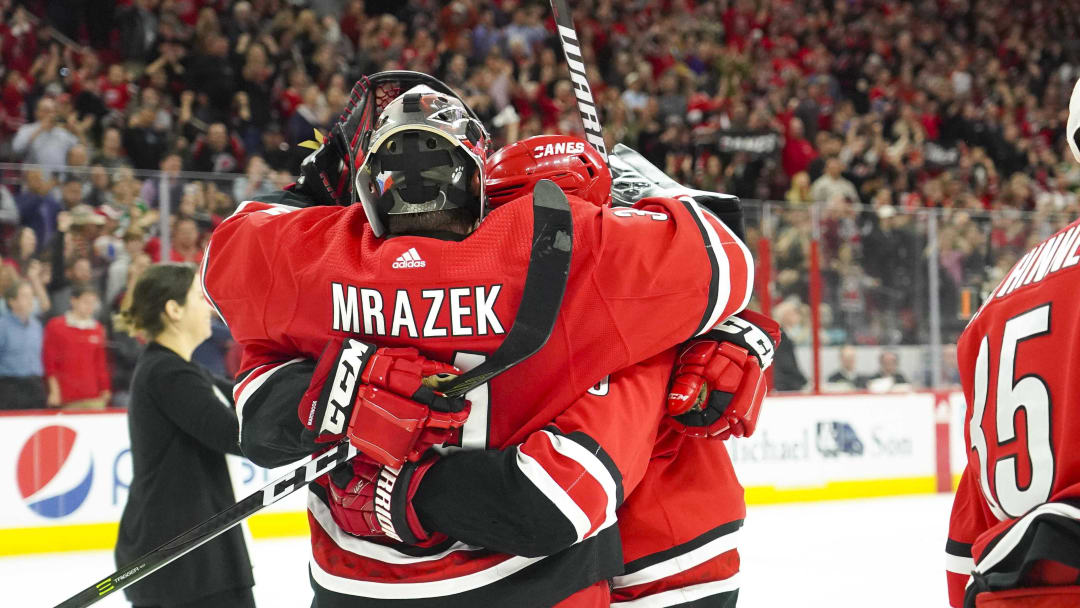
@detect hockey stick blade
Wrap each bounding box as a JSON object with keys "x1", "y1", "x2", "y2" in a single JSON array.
[
  {"x1": 437, "y1": 178, "x2": 572, "y2": 397},
  {"x1": 549, "y1": 0, "x2": 607, "y2": 162},
  {"x1": 54, "y1": 179, "x2": 573, "y2": 607}
]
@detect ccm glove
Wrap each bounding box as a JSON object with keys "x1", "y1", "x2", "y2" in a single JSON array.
[
  {"x1": 299, "y1": 339, "x2": 469, "y2": 468},
  {"x1": 326, "y1": 452, "x2": 442, "y2": 545},
  {"x1": 666, "y1": 310, "x2": 781, "y2": 439}
]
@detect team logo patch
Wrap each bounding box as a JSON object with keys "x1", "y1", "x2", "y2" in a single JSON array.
[
  {"x1": 393, "y1": 248, "x2": 426, "y2": 269},
  {"x1": 17, "y1": 425, "x2": 94, "y2": 518}
]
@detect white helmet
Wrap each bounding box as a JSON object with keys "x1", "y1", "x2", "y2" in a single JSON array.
[{"x1": 355, "y1": 84, "x2": 490, "y2": 237}]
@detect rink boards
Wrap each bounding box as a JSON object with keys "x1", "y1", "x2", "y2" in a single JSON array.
[{"x1": 0, "y1": 392, "x2": 967, "y2": 555}]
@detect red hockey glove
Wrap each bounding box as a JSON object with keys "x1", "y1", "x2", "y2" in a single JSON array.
[
  {"x1": 299, "y1": 339, "x2": 470, "y2": 468},
  {"x1": 326, "y1": 452, "x2": 444, "y2": 545},
  {"x1": 666, "y1": 311, "x2": 781, "y2": 439}
]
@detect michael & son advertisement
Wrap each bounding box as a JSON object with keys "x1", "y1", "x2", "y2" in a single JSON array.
[{"x1": 728, "y1": 393, "x2": 945, "y2": 495}]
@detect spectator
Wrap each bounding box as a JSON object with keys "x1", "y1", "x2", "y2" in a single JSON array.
[
  {"x1": 106, "y1": 229, "x2": 148, "y2": 307},
  {"x1": 49, "y1": 234, "x2": 96, "y2": 320},
  {"x1": 825, "y1": 345, "x2": 866, "y2": 392},
  {"x1": 785, "y1": 172, "x2": 812, "y2": 204},
  {"x1": 169, "y1": 217, "x2": 203, "y2": 263},
  {"x1": 93, "y1": 127, "x2": 129, "y2": 168},
  {"x1": 772, "y1": 327, "x2": 807, "y2": 392},
  {"x1": 123, "y1": 90, "x2": 171, "y2": 170},
  {"x1": 782, "y1": 117, "x2": 817, "y2": 178},
  {"x1": 0, "y1": 182, "x2": 17, "y2": 228},
  {"x1": 43, "y1": 282, "x2": 110, "y2": 409},
  {"x1": 231, "y1": 156, "x2": 272, "y2": 202},
  {"x1": 865, "y1": 351, "x2": 912, "y2": 393},
  {"x1": 118, "y1": 0, "x2": 159, "y2": 60},
  {"x1": 11, "y1": 97, "x2": 81, "y2": 169},
  {"x1": 139, "y1": 153, "x2": 185, "y2": 209},
  {"x1": 58, "y1": 177, "x2": 86, "y2": 210},
  {"x1": 114, "y1": 263, "x2": 254, "y2": 608},
  {"x1": 16, "y1": 168, "x2": 62, "y2": 248},
  {"x1": 188, "y1": 122, "x2": 246, "y2": 173},
  {"x1": 85, "y1": 164, "x2": 112, "y2": 207},
  {"x1": 810, "y1": 158, "x2": 860, "y2": 204},
  {"x1": 0, "y1": 279, "x2": 45, "y2": 409}
]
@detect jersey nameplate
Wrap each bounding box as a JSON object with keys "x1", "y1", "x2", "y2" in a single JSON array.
[{"x1": 331, "y1": 282, "x2": 505, "y2": 338}]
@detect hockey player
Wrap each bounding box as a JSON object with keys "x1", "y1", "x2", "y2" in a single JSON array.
[
  {"x1": 203, "y1": 75, "x2": 754, "y2": 606},
  {"x1": 486, "y1": 134, "x2": 777, "y2": 607},
  {"x1": 945, "y1": 75, "x2": 1080, "y2": 608}
]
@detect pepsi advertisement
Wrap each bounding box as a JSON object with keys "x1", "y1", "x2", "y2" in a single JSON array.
[{"x1": 1, "y1": 413, "x2": 306, "y2": 553}]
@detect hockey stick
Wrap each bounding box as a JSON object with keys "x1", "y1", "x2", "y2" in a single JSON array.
[
  {"x1": 54, "y1": 180, "x2": 573, "y2": 608},
  {"x1": 549, "y1": 0, "x2": 607, "y2": 162}
]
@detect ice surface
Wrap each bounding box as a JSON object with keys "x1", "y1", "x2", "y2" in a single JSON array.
[{"x1": 3, "y1": 493, "x2": 954, "y2": 607}]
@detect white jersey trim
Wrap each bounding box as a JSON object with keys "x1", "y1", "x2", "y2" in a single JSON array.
[
  {"x1": 308, "y1": 546, "x2": 543, "y2": 599},
  {"x1": 307, "y1": 491, "x2": 482, "y2": 564},
  {"x1": 703, "y1": 204, "x2": 754, "y2": 316},
  {"x1": 680, "y1": 198, "x2": 731, "y2": 336},
  {"x1": 515, "y1": 447, "x2": 593, "y2": 542},
  {"x1": 974, "y1": 501, "x2": 1080, "y2": 574},
  {"x1": 945, "y1": 553, "x2": 975, "y2": 576},
  {"x1": 613, "y1": 529, "x2": 742, "y2": 589},
  {"x1": 610, "y1": 574, "x2": 741, "y2": 607},
  {"x1": 233, "y1": 358, "x2": 304, "y2": 437},
  {"x1": 542, "y1": 431, "x2": 620, "y2": 538}
]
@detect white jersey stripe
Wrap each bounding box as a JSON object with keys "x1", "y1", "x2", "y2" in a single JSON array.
[
  {"x1": 680, "y1": 198, "x2": 731, "y2": 336},
  {"x1": 945, "y1": 553, "x2": 975, "y2": 576},
  {"x1": 234, "y1": 358, "x2": 304, "y2": 435},
  {"x1": 515, "y1": 447, "x2": 593, "y2": 542},
  {"x1": 974, "y1": 501, "x2": 1080, "y2": 574},
  {"x1": 307, "y1": 491, "x2": 482, "y2": 564},
  {"x1": 610, "y1": 574, "x2": 741, "y2": 608},
  {"x1": 309, "y1": 547, "x2": 542, "y2": 599},
  {"x1": 542, "y1": 431, "x2": 619, "y2": 538},
  {"x1": 706, "y1": 206, "x2": 754, "y2": 315},
  {"x1": 613, "y1": 529, "x2": 742, "y2": 589}
]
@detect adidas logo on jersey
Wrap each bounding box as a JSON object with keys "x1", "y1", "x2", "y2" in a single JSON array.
[{"x1": 393, "y1": 248, "x2": 426, "y2": 269}]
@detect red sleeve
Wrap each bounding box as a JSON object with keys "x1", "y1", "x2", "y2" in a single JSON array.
[
  {"x1": 594, "y1": 197, "x2": 754, "y2": 364},
  {"x1": 41, "y1": 318, "x2": 61, "y2": 379},
  {"x1": 413, "y1": 349, "x2": 672, "y2": 556},
  {"x1": 947, "y1": 465, "x2": 998, "y2": 607},
  {"x1": 515, "y1": 349, "x2": 672, "y2": 540},
  {"x1": 202, "y1": 199, "x2": 309, "y2": 350}
]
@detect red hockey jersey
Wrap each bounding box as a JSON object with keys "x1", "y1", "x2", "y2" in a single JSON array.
[
  {"x1": 947, "y1": 218, "x2": 1080, "y2": 607},
  {"x1": 612, "y1": 426, "x2": 744, "y2": 607},
  {"x1": 202, "y1": 192, "x2": 753, "y2": 606}
]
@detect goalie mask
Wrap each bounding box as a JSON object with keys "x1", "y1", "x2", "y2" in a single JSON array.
[
  {"x1": 355, "y1": 84, "x2": 490, "y2": 237},
  {"x1": 485, "y1": 135, "x2": 612, "y2": 208}
]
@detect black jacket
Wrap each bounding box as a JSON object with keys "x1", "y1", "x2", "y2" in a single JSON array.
[{"x1": 116, "y1": 342, "x2": 253, "y2": 605}]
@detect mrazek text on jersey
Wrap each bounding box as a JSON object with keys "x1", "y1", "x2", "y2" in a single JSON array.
[{"x1": 330, "y1": 282, "x2": 505, "y2": 338}]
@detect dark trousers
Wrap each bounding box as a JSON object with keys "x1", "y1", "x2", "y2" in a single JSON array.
[
  {"x1": 0, "y1": 376, "x2": 46, "y2": 410},
  {"x1": 134, "y1": 586, "x2": 255, "y2": 608}
]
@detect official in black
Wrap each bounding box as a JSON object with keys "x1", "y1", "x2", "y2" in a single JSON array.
[{"x1": 114, "y1": 263, "x2": 255, "y2": 608}]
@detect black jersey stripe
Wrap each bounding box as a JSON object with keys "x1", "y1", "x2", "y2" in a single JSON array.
[
  {"x1": 622, "y1": 519, "x2": 743, "y2": 577},
  {"x1": 681, "y1": 199, "x2": 722, "y2": 337}
]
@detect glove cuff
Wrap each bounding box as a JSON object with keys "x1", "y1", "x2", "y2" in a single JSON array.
[
  {"x1": 375, "y1": 453, "x2": 442, "y2": 546},
  {"x1": 708, "y1": 311, "x2": 779, "y2": 370},
  {"x1": 301, "y1": 338, "x2": 378, "y2": 443}
]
